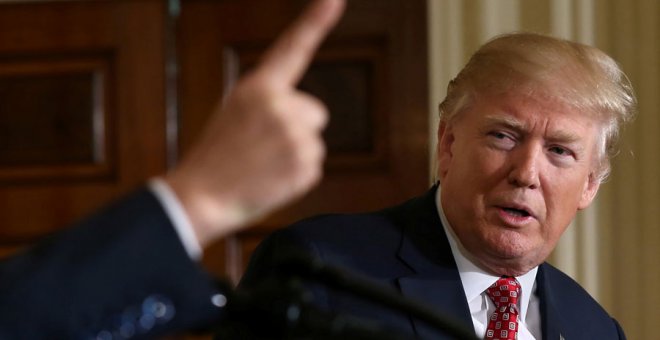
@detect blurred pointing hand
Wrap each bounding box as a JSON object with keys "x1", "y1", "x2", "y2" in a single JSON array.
[{"x1": 165, "y1": 0, "x2": 346, "y2": 247}]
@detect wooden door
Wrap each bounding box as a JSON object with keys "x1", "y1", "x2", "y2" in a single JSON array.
[
  {"x1": 0, "y1": 0, "x2": 171, "y2": 257},
  {"x1": 177, "y1": 0, "x2": 430, "y2": 282},
  {"x1": 0, "y1": 0, "x2": 428, "y2": 338}
]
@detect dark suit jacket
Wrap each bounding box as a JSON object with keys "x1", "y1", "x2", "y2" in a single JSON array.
[
  {"x1": 240, "y1": 186, "x2": 626, "y2": 339},
  {"x1": 0, "y1": 188, "x2": 224, "y2": 339}
]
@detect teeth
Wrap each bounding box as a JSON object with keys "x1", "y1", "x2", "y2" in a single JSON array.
[{"x1": 504, "y1": 208, "x2": 529, "y2": 217}]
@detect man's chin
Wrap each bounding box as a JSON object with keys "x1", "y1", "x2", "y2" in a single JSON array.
[{"x1": 477, "y1": 244, "x2": 543, "y2": 276}]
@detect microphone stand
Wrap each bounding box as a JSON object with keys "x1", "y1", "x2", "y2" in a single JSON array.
[
  {"x1": 219, "y1": 254, "x2": 478, "y2": 340},
  {"x1": 222, "y1": 275, "x2": 410, "y2": 339},
  {"x1": 274, "y1": 255, "x2": 479, "y2": 340}
]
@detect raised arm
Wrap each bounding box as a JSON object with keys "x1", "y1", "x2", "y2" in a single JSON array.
[{"x1": 165, "y1": 0, "x2": 346, "y2": 247}]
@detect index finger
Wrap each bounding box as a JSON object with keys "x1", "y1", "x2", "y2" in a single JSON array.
[{"x1": 256, "y1": 0, "x2": 345, "y2": 87}]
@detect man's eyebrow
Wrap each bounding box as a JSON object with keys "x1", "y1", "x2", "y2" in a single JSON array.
[
  {"x1": 483, "y1": 115, "x2": 526, "y2": 132},
  {"x1": 482, "y1": 115, "x2": 583, "y2": 144},
  {"x1": 547, "y1": 130, "x2": 583, "y2": 144}
]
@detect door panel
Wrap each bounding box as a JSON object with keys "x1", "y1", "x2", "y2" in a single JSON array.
[
  {"x1": 177, "y1": 0, "x2": 429, "y2": 282},
  {"x1": 0, "y1": 0, "x2": 169, "y2": 254},
  {"x1": 0, "y1": 0, "x2": 428, "y2": 338}
]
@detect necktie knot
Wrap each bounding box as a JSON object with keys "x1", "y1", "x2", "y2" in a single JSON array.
[
  {"x1": 486, "y1": 276, "x2": 520, "y2": 309},
  {"x1": 484, "y1": 276, "x2": 521, "y2": 340}
]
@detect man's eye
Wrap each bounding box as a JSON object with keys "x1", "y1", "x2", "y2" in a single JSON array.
[
  {"x1": 549, "y1": 146, "x2": 572, "y2": 157},
  {"x1": 490, "y1": 132, "x2": 508, "y2": 139},
  {"x1": 487, "y1": 131, "x2": 515, "y2": 149}
]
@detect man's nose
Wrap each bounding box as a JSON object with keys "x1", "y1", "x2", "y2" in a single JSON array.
[{"x1": 507, "y1": 145, "x2": 541, "y2": 189}]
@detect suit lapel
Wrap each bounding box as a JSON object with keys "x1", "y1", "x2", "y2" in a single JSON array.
[
  {"x1": 397, "y1": 274, "x2": 473, "y2": 338},
  {"x1": 392, "y1": 186, "x2": 473, "y2": 338},
  {"x1": 537, "y1": 264, "x2": 563, "y2": 340},
  {"x1": 390, "y1": 187, "x2": 581, "y2": 340}
]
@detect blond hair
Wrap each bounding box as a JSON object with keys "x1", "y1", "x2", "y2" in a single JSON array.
[{"x1": 439, "y1": 32, "x2": 636, "y2": 182}]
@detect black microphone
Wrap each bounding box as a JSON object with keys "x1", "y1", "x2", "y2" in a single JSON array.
[
  {"x1": 218, "y1": 252, "x2": 479, "y2": 339},
  {"x1": 222, "y1": 275, "x2": 411, "y2": 339},
  {"x1": 271, "y1": 253, "x2": 479, "y2": 340}
]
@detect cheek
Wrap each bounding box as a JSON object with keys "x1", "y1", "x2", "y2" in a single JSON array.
[
  {"x1": 537, "y1": 217, "x2": 571, "y2": 255},
  {"x1": 541, "y1": 177, "x2": 586, "y2": 236},
  {"x1": 443, "y1": 146, "x2": 509, "y2": 216},
  {"x1": 441, "y1": 134, "x2": 511, "y2": 197},
  {"x1": 544, "y1": 169, "x2": 590, "y2": 209},
  {"x1": 467, "y1": 146, "x2": 511, "y2": 186}
]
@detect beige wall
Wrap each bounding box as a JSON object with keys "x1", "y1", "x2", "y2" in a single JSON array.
[{"x1": 427, "y1": 0, "x2": 660, "y2": 338}]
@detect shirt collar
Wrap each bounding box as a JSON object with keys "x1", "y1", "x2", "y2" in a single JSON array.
[{"x1": 434, "y1": 187, "x2": 538, "y2": 321}]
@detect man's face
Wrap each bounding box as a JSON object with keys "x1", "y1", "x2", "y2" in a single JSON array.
[{"x1": 437, "y1": 90, "x2": 601, "y2": 276}]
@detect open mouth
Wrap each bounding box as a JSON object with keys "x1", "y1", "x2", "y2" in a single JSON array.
[{"x1": 502, "y1": 207, "x2": 531, "y2": 218}]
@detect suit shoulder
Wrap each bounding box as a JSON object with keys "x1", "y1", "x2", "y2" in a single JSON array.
[
  {"x1": 541, "y1": 263, "x2": 605, "y2": 310},
  {"x1": 285, "y1": 191, "x2": 429, "y2": 240},
  {"x1": 540, "y1": 263, "x2": 624, "y2": 338},
  {"x1": 289, "y1": 210, "x2": 400, "y2": 236},
  {"x1": 272, "y1": 210, "x2": 402, "y2": 262},
  {"x1": 243, "y1": 197, "x2": 425, "y2": 284}
]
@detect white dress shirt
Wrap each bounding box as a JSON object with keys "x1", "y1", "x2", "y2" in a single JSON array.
[
  {"x1": 435, "y1": 189, "x2": 541, "y2": 340},
  {"x1": 149, "y1": 178, "x2": 203, "y2": 261}
]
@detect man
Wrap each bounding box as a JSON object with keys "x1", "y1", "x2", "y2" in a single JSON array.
[
  {"x1": 0, "y1": 0, "x2": 345, "y2": 338},
  {"x1": 239, "y1": 33, "x2": 636, "y2": 339}
]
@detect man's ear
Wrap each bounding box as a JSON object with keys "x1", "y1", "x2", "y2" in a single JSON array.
[
  {"x1": 578, "y1": 174, "x2": 601, "y2": 210},
  {"x1": 437, "y1": 121, "x2": 454, "y2": 179}
]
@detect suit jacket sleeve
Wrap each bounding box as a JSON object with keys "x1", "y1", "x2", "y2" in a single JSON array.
[{"x1": 0, "y1": 188, "x2": 225, "y2": 339}]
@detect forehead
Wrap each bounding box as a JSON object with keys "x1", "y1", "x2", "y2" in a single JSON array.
[{"x1": 461, "y1": 91, "x2": 601, "y2": 140}]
